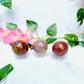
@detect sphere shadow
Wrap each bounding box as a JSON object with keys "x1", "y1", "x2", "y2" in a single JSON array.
[
  {"x1": 51, "y1": 52, "x2": 68, "y2": 61},
  {"x1": 33, "y1": 50, "x2": 48, "y2": 58},
  {"x1": 12, "y1": 51, "x2": 30, "y2": 60}
]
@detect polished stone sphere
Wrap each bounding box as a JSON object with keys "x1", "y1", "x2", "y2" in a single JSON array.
[
  {"x1": 52, "y1": 41, "x2": 68, "y2": 56},
  {"x1": 12, "y1": 40, "x2": 28, "y2": 55},
  {"x1": 33, "y1": 40, "x2": 48, "y2": 54}
]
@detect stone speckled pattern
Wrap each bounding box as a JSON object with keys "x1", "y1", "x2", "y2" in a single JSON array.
[
  {"x1": 12, "y1": 40, "x2": 28, "y2": 55},
  {"x1": 33, "y1": 40, "x2": 47, "y2": 54}
]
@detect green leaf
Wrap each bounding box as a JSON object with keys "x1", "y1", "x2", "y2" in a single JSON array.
[
  {"x1": 26, "y1": 20, "x2": 38, "y2": 31},
  {"x1": 79, "y1": 19, "x2": 83, "y2": 25},
  {"x1": 1, "y1": 2, "x2": 12, "y2": 9},
  {"x1": 6, "y1": 23, "x2": 17, "y2": 30},
  {"x1": 77, "y1": 8, "x2": 84, "y2": 25},
  {"x1": 0, "y1": 64, "x2": 14, "y2": 81},
  {"x1": 78, "y1": 41, "x2": 84, "y2": 47},
  {"x1": 47, "y1": 23, "x2": 57, "y2": 36},
  {"x1": 28, "y1": 44, "x2": 33, "y2": 50},
  {"x1": 65, "y1": 34, "x2": 79, "y2": 47},
  {"x1": 10, "y1": 43, "x2": 12, "y2": 46},
  {"x1": 46, "y1": 38, "x2": 57, "y2": 44},
  {"x1": 0, "y1": 0, "x2": 12, "y2": 9},
  {"x1": 0, "y1": 0, "x2": 11, "y2": 3},
  {"x1": 81, "y1": 41, "x2": 84, "y2": 47}
]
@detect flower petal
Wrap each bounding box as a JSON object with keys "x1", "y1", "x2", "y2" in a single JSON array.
[
  {"x1": 17, "y1": 28, "x2": 23, "y2": 33},
  {"x1": 0, "y1": 28, "x2": 34, "y2": 44},
  {"x1": 26, "y1": 30, "x2": 34, "y2": 39},
  {"x1": 0, "y1": 28, "x2": 5, "y2": 37},
  {"x1": 27, "y1": 39, "x2": 35, "y2": 45},
  {"x1": 3, "y1": 31, "x2": 17, "y2": 44},
  {"x1": 0, "y1": 28, "x2": 5, "y2": 33},
  {"x1": 17, "y1": 33, "x2": 28, "y2": 42}
]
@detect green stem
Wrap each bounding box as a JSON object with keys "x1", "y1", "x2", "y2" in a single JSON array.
[
  {"x1": 43, "y1": 34, "x2": 48, "y2": 41},
  {"x1": 78, "y1": 40, "x2": 84, "y2": 43},
  {"x1": 78, "y1": 32, "x2": 84, "y2": 38},
  {"x1": 35, "y1": 30, "x2": 40, "y2": 38},
  {"x1": 34, "y1": 38, "x2": 44, "y2": 40},
  {"x1": 44, "y1": 34, "x2": 48, "y2": 38},
  {"x1": 82, "y1": 3, "x2": 84, "y2": 8},
  {"x1": 34, "y1": 34, "x2": 48, "y2": 41},
  {"x1": 57, "y1": 37, "x2": 65, "y2": 39}
]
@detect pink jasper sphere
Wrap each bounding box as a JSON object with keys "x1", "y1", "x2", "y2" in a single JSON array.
[{"x1": 33, "y1": 40, "x2": 48, "y2": 54}]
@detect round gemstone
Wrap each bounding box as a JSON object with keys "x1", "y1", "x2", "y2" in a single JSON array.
[
  {"x1": 52, "y1": 41, "x2": 68, "y2": 56},
  {"x1": 12, "y1": 40, "x2": 28, "y2": 55},
  {"x1": 33, "y1": 40, "x2": 48, "y2": 54}
]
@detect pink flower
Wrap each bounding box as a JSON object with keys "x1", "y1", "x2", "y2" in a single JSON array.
[
  {"x1": 3, "y1": 31, "x2": 17, "y2": 44},
  {"x1": 0, "y1": 28, "x2": 11, "y2": 38},
  {"x1": 17, "y1": 28, "x2": 23, "y2": 33},
  {"x1": 0, "y1": 28, "x2": 34, "y2": 45}
]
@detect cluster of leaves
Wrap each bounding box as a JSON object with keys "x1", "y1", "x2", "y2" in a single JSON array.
[
  {"x1": 0, "y1": 0, "x2": 12, "y2": 9},
  {"x1": 77, "y1": 8, "x2": 84, "y2": 25},
  {"x1": 0, "y1": 64, "x2": 13, "y2": 82},
  {"x1": 46, "y1": 23, "x2": 84, "y2": 47},
  {"x1": 46, "y1": 23, "x2": 57, "y2": 44},
  {"x1": 0, "y1": 1, "x2": 84, "y2": 48},
  {"x1": 26, "y1": 21, "x2": 57, "y2": 44},
  {"x1": 6, "y1": 20, "x2": 84, "y2": 47},
  {"x1": 26, "y1": 20, "x2": 38, "y2": 31}
]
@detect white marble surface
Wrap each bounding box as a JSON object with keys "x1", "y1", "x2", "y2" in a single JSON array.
[{"x1": 0, "y1": 0, "x2": 84, "y2": 84}]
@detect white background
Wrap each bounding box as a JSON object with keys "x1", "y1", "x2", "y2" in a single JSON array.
[{"x1": 0, "y1": 0, "x2": 84, "y2": 84}]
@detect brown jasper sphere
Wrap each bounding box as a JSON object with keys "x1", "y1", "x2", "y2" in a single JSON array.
[
  {"x1": 33, "y1": 40, "x2": 48, "y2": 54},
  {"x1": 12, "y1": 40, "x2": 28, "y2": 55},
  {"x1": 52, "y1": 41, "x2": 68, "y2": 56}
]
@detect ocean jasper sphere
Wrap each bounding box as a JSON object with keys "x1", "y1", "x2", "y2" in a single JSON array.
[
  {"x1": 12, "y1": 40, "x2": 28, "y2": 55},
  {"x1": 52, "y1": 41, "x2": 68, "y2": 56},
  {"x1": 33, "y1": 40, "x2": 48, "y2": 54}
]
